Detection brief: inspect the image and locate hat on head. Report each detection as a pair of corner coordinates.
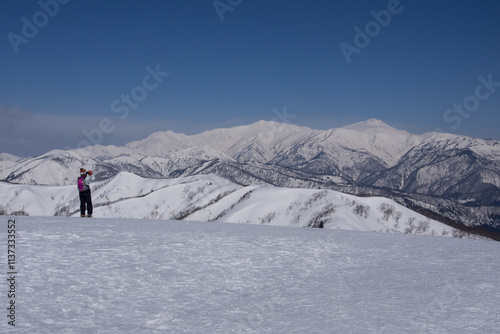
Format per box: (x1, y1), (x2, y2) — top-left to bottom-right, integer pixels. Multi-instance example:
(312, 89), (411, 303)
(80, 168), (86, 175)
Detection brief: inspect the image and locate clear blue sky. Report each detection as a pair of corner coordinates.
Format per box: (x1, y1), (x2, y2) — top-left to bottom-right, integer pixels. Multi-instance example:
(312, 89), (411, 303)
(1, 0), (499, 156)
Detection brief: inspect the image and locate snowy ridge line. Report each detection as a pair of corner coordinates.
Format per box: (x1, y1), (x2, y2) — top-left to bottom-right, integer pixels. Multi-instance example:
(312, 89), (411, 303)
(219, 161), (274, 185)
(207, 186), (261, 222)
(173, 187), (240, 220)
(398, 197), (500, 241)
(0, 172), (475, 238)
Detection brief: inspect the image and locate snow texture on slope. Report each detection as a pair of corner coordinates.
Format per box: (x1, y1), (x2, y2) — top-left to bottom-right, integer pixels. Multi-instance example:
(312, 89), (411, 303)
(1, 216), (499, 333)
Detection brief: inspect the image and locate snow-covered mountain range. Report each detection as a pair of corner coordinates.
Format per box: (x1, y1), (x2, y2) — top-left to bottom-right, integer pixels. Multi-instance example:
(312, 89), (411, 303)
(0, 172), (467, 238)
(1, 119), (499, 236)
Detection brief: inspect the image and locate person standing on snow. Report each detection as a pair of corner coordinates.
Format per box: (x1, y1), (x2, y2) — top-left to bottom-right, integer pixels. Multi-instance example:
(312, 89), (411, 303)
(78, 168), (94, 217)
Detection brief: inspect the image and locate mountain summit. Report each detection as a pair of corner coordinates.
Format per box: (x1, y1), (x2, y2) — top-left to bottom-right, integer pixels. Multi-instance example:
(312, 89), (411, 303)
(342, 118), (399, 132)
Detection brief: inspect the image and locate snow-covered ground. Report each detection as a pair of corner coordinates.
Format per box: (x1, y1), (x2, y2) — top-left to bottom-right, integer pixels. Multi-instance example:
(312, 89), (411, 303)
(1, 216), (499, 333)
(0, 172), (459, 237)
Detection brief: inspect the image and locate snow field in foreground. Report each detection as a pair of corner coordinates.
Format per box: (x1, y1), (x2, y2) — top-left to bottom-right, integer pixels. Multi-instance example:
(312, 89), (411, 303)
(1, 216), (499, 334)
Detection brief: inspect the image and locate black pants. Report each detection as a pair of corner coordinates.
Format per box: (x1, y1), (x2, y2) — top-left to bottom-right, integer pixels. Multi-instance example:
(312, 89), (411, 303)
(79, 189), (93, 216)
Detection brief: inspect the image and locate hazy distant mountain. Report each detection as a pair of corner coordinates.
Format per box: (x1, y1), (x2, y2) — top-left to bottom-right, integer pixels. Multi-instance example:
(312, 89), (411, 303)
(1, 119), (499, 235)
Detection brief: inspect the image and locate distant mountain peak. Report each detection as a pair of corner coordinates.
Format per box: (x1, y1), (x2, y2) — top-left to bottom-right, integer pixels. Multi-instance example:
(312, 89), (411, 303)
(342, 119), (402, 133)
(229, 120), (310, 133)
(0, 153), (22, 162)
